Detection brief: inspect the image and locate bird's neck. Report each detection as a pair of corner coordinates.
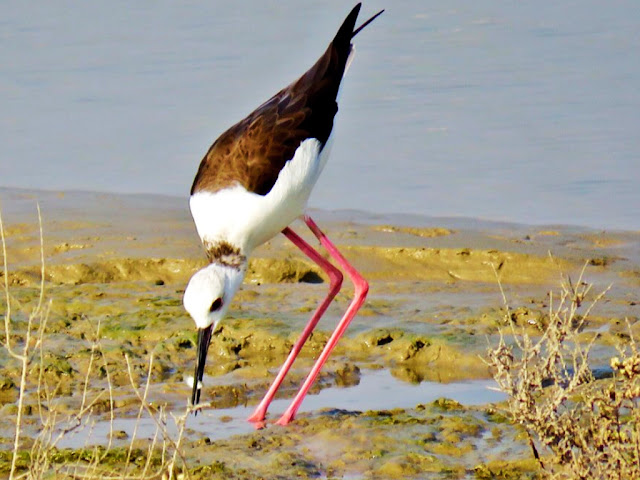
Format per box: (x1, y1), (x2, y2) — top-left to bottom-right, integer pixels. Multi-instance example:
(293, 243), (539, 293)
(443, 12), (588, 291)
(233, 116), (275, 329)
(204, 239), (248, 270)
(204, 241), (247, 309)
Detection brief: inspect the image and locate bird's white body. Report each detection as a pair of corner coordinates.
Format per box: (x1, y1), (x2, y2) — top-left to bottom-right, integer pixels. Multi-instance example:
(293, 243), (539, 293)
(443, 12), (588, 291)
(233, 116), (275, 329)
(189, 138), (328, 255)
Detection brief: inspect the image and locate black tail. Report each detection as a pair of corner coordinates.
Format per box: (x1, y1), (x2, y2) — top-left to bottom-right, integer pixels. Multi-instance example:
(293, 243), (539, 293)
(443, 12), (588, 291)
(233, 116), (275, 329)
(333, 4), (384, 46)
(353, 7), (385, 38)
(332, 4), (361, 50)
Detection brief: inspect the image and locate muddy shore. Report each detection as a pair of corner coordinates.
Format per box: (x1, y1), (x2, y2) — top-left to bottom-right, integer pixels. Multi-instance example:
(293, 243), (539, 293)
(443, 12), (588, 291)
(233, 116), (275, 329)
(1, 187), (638, 478)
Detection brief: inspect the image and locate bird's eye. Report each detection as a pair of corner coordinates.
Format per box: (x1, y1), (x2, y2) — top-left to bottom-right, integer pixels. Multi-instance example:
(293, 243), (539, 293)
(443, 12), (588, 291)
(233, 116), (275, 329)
(210, 297), (223, 312)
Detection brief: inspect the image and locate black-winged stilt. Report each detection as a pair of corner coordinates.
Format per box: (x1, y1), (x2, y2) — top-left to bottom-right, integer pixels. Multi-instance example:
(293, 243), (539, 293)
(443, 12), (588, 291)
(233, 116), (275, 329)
(183, 3), (383, 426)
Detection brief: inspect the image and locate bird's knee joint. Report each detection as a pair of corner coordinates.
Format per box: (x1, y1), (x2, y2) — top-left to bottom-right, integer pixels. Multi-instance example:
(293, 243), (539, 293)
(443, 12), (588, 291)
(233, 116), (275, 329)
(356, 279), (369, 298)
(332, 270), (344, 288)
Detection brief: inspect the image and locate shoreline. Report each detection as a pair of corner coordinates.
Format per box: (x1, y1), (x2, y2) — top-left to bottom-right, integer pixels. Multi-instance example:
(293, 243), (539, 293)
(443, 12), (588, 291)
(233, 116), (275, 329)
(2, 185), (638, 234)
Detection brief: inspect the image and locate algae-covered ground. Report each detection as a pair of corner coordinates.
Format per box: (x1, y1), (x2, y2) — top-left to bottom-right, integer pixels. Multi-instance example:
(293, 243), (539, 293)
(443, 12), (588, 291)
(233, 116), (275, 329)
(1, 188), (639, 478)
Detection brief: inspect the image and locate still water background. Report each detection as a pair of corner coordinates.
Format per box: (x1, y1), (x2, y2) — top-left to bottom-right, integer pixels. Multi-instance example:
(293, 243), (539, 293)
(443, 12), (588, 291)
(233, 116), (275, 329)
(2, 1), (639, 230)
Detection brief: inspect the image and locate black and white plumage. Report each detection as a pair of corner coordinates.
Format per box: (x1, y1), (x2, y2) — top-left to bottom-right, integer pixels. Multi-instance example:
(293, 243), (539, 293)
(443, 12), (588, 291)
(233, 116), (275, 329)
(183, 3), (383, 425)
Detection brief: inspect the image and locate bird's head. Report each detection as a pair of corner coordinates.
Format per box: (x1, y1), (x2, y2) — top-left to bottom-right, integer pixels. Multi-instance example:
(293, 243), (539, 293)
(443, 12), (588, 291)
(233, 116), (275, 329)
(183, 264), (231, 329)
(183, 263), (245, 409)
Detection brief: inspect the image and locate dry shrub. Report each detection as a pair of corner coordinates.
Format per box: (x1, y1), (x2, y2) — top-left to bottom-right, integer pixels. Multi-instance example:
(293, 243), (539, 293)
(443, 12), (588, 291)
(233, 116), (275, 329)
(1, 207), (191, 480)
(487, 265), (640, 480)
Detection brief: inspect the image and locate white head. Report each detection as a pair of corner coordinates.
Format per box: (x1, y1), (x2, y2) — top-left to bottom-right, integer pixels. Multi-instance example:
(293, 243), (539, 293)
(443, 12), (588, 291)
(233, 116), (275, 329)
(184, 262), (245, 408)
(183, 263), (245, 329)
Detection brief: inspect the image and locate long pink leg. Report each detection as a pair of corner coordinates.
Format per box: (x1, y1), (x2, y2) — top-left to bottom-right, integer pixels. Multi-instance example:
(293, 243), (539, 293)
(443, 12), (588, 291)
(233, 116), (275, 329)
(247, 226), (343, 423)
(276, 215), (369, 425)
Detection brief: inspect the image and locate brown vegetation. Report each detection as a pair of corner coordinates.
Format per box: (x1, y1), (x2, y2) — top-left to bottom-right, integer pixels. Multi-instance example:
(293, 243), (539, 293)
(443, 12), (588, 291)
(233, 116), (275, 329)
(487, 266), (640, 479)
(1, 208), (190, 479)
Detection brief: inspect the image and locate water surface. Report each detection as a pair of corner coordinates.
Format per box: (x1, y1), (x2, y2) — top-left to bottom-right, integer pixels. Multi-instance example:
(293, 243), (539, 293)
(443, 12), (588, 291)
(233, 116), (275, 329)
(56, 370), (504, 448)
(2, 1), (639, 229)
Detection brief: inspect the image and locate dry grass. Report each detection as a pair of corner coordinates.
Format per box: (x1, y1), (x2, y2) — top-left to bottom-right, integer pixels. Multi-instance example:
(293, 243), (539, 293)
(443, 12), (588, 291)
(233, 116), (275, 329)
(487, 264), (640, 480)
(1, 206), (192, 479)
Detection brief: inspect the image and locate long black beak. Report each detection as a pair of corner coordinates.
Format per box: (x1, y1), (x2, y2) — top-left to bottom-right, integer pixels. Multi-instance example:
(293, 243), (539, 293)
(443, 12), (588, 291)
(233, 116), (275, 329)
(191, 324), (213, 413)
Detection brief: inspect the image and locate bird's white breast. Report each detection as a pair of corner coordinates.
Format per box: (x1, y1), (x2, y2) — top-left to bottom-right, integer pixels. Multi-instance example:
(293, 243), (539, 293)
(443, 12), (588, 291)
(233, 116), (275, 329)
(190, 138), (328, 253)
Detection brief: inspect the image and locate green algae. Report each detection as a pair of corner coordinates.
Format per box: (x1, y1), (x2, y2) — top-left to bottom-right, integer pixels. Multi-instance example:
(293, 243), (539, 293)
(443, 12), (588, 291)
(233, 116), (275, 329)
(375, 452), (445, 477)
(474, 458), (540, 479)
(373, 225), (454, 238)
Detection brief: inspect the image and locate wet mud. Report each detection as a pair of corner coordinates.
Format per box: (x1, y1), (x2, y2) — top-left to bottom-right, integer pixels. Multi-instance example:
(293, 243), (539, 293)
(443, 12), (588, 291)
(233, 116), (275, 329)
(180, 401), (538, 479)
(1, 189), (639, 477)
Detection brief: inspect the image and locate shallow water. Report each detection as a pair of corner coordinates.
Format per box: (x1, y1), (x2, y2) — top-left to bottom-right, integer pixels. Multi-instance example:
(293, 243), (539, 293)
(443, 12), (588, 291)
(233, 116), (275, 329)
(2, 1), (639, 230)
(56, 369), (504, 449)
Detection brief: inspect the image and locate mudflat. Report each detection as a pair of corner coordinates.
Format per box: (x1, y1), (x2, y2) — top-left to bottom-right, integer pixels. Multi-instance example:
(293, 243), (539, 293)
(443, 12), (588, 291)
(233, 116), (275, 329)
(1, 188), (638, 478)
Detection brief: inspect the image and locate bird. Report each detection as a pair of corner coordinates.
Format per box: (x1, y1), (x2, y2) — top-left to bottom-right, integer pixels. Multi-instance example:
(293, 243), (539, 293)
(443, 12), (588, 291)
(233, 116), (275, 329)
(183, 3), (383, 426)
